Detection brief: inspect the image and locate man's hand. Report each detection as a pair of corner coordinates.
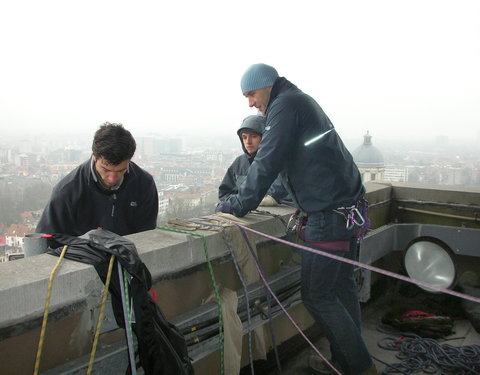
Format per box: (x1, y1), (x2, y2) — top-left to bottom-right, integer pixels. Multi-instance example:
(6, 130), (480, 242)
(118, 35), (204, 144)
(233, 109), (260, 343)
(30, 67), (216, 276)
(215, 201), (233, 214)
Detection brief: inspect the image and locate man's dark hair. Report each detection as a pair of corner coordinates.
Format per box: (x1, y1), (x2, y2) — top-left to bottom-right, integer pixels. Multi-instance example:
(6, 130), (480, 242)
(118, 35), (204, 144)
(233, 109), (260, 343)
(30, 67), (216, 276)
(92, 122), (136, 165)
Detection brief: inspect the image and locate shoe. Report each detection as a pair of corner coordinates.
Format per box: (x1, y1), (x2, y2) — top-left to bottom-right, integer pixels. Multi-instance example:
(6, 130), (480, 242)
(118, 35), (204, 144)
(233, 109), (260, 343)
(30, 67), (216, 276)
(307, 354), (342, 374)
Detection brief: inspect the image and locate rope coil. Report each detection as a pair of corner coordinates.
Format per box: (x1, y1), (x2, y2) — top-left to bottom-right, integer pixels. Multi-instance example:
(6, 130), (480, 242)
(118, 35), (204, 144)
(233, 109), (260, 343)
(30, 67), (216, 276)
(379, 335), (480, 374)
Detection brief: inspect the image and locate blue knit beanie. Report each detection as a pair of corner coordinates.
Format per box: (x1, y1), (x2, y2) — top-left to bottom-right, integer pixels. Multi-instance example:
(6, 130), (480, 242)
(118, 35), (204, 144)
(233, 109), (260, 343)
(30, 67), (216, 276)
(240, 63), (279, 94)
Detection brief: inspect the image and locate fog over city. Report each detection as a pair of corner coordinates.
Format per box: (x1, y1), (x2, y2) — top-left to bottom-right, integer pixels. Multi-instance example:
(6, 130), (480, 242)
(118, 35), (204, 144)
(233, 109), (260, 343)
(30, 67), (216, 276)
(1, 0), (479, 148)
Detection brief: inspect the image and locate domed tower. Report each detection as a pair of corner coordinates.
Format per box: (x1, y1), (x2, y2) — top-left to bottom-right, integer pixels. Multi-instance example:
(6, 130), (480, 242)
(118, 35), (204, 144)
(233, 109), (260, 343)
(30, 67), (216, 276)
(352, 131), (384, 182)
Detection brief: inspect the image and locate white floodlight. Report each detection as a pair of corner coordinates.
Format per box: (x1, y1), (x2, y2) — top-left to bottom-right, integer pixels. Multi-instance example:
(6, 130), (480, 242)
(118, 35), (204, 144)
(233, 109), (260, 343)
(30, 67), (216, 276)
(403, 239), (457, 292)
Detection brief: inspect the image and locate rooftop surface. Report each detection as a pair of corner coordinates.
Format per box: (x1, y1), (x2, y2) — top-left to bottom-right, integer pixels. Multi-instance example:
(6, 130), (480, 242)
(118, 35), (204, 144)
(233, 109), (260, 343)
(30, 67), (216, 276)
(264, 288), (480, 374)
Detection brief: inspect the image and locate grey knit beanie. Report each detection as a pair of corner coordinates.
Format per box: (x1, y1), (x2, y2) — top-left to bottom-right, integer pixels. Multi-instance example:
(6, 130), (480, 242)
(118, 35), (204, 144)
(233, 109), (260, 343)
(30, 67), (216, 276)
(240, 63), (279, 94)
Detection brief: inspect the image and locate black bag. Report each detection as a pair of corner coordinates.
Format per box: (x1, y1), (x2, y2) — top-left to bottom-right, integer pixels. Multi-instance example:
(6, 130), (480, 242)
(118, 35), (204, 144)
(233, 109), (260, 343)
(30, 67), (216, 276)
(382, 308), (454, 339)
(49, 229), (194, 375)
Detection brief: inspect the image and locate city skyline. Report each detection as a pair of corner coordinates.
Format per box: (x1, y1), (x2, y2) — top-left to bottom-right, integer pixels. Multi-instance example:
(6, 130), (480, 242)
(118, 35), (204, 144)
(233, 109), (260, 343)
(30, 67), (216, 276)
(2, 126), (479, 259)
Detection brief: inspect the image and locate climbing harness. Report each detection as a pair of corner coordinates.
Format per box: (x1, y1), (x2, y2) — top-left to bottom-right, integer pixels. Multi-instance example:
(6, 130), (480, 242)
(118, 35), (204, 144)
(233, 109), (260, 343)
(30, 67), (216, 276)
(285, 200), (370, 250)
(33, 245), (68, 375)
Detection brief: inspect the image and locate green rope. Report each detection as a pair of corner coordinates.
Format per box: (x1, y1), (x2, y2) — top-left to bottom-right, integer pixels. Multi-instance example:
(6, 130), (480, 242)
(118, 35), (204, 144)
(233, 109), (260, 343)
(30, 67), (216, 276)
(156, 226), (224, 375)
(123, 269), (133, 321)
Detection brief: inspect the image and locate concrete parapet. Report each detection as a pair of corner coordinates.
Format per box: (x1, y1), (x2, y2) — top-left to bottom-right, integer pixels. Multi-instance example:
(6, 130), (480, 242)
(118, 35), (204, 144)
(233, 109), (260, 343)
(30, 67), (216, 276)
(0, 207), (296, 334)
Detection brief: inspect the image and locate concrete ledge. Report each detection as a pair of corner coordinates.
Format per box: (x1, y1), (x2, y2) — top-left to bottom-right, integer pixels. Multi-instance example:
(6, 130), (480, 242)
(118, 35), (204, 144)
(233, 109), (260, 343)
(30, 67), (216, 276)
(0, 207), (295, 331)
(386, 181), (480, 206)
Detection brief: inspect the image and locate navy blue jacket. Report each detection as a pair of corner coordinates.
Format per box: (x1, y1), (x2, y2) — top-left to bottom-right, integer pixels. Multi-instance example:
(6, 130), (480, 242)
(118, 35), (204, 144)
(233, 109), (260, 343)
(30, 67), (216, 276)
(37, 158), (159, 236)
(218, 152), (292, 205)
(227, 77), (364, 216)
(218, 152), (255, 202)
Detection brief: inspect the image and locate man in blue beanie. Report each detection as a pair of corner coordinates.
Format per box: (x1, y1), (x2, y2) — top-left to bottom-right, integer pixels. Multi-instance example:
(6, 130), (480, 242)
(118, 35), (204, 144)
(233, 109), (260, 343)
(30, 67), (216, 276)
(216, 64), (376, 375)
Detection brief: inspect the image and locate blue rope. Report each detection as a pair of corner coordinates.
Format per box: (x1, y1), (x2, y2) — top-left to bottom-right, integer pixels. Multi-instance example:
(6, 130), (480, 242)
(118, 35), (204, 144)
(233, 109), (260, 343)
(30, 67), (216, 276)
(379, 335), (480, 374)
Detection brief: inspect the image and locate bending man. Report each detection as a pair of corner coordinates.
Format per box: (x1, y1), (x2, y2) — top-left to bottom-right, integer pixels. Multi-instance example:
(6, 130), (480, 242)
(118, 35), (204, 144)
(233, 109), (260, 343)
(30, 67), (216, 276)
(37, 122), (158, 238)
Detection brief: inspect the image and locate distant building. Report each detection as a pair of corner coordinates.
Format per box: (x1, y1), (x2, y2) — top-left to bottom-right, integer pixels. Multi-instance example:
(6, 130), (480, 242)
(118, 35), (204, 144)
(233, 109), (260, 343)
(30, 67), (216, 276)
(5, 224), (31, 249)
(158, 192), (170, 218)
(204, 151), (224, 163)
(14, 153), (32, 168)
(160, 138), (183, 154)
(20, 210), (43, 227)
(63, 147), (83, 162)
(137, 137), (184, 158)
(0, 148), (8, 164)
(352, 131), (385, 182)
(446, 167), (463, 185)
(159, 166), (213, 185)
(383, 167), (409, 182)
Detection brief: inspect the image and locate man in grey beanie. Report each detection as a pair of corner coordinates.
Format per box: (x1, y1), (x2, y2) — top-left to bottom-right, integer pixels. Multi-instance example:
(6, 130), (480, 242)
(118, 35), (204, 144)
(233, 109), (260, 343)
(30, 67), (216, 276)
(216, 64), (376, 375)
(218, 114), (291, 206)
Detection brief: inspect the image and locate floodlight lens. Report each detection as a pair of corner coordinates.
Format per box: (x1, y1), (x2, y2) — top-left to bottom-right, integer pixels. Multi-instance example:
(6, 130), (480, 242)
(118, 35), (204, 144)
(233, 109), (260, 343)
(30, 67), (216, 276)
(404, 240), (456, 292)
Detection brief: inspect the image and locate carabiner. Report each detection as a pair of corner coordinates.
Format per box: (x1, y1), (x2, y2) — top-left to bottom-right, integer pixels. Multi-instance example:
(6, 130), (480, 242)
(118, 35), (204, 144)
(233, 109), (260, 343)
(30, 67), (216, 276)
(287, 210), (300, 234)
(345, 211), (355, 230)
(352, 207), (365, 227)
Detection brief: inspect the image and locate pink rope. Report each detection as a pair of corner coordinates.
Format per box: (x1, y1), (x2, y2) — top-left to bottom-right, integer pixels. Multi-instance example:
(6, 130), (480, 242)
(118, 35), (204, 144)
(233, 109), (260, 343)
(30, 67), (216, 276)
(230, 220), (480, 305)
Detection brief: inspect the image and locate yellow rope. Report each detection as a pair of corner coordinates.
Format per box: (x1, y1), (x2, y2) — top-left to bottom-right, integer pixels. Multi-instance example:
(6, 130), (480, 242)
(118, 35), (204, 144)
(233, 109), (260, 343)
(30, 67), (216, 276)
(86, 254), (116, 375)
(33, 245), (68, 375)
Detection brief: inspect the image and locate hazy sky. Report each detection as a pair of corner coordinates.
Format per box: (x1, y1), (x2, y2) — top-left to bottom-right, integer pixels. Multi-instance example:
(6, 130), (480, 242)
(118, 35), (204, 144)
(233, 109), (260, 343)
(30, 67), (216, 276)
(1, 0), (479, 144)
